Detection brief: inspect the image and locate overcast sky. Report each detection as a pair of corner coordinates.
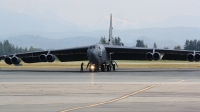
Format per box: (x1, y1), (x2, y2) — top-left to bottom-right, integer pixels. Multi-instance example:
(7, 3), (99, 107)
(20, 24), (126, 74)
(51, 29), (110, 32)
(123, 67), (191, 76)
(1, 0), (200, 29)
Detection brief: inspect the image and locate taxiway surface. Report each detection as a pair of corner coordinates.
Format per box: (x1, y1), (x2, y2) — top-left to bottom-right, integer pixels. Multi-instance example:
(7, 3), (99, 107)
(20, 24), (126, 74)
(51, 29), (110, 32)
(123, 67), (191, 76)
(0, 68), (200, 112)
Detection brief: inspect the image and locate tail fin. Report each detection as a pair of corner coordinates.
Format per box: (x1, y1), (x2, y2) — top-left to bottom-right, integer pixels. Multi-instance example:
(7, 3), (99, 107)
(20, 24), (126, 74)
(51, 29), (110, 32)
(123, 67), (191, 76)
(108, 14), (113, 45)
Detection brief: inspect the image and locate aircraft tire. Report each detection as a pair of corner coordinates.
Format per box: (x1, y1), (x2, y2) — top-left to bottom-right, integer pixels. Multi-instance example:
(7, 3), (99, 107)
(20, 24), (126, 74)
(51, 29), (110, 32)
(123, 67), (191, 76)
(107, 65), (110, 72)
(101, 65), (105, 72)
(96, 65), (99, 71)
(89, 67), (92, 72)
(113, 64), (115, 71)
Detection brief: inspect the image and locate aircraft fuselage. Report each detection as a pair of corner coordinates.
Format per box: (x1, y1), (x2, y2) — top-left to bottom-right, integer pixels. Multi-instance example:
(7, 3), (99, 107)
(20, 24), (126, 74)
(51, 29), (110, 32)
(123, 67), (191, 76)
(87, 44), (109, 69)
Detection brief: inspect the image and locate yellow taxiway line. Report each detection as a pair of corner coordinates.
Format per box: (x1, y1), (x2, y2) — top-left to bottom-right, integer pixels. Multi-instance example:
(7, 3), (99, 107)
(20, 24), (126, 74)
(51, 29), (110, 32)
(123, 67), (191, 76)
(60, 85), (156, 112)
(60, 79), (185, 112)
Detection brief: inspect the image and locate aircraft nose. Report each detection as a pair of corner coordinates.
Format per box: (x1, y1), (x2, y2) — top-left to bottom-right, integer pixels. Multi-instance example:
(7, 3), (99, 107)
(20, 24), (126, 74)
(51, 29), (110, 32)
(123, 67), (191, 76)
(88, 50), (98, 63)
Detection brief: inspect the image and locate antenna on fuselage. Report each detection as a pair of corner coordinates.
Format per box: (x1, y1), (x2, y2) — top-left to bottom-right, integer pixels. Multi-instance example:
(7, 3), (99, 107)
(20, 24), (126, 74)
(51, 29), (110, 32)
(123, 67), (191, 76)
(108, 14), (113, 45)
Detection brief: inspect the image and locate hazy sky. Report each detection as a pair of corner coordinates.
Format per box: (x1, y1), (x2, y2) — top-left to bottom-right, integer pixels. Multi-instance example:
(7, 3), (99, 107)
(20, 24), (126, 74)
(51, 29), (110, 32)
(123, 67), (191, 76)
(1, 0), (200, 29)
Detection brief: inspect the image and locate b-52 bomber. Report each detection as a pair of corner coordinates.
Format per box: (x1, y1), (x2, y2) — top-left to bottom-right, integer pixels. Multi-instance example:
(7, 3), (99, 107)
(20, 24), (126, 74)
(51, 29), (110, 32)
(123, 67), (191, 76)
(0, 14), (200, 72)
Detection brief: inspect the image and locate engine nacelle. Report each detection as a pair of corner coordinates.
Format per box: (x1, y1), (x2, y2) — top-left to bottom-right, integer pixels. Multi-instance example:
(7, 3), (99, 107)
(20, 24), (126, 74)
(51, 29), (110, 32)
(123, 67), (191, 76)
(187, 53), (194, 62)
(46, 54), (55, 62)
(153, 52), (161, 61)
(4, 57), (12, 65)
(11, 56), (21, 65)
(194, 53), (200, 61)
(146, 52), (153, 61)
(39, 54), (47, 62)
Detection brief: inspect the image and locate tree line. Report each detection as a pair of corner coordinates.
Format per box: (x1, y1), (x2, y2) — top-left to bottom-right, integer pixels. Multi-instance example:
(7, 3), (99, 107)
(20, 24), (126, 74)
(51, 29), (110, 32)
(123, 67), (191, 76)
(0, 40), (43, 55)
(99, 37), (200, 50)
(99, 36), (124, 46)
(131, 39), (200, 50)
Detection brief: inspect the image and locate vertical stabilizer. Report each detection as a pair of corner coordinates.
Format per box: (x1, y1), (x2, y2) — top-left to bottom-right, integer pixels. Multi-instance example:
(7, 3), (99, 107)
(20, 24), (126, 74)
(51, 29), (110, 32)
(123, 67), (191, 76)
(108, 14), (113, 45)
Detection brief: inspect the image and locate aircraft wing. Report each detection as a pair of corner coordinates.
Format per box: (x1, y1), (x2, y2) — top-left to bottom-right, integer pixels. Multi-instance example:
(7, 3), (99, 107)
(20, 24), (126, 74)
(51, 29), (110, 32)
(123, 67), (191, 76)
(104, 45), (198, 60)
(0, 46), (89, 63)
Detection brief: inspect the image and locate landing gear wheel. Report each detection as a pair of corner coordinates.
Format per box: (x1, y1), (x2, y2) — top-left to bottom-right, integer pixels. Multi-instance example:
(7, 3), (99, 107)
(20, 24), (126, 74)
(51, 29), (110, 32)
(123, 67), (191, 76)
(107, 65), (110, 72)
(101, 65), (105, 72)
(89, 67), (92, 72)
(95, 65), (99, 72)
(113, 64), (115, 71)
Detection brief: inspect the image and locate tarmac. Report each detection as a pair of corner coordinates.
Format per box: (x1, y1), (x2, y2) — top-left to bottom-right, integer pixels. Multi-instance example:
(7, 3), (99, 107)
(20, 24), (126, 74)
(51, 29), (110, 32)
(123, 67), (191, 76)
(0, 68), (200, 112)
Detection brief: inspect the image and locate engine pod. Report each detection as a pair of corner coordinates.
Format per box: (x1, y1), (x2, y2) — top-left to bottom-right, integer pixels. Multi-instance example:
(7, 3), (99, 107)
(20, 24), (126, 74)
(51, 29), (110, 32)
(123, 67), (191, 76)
(146, 52), (153, 61)
(12, 56), (21, 65)
(46, 54), (55, 62)
(5, 57), (12, 65)
(39, 54), (47, 62)
(195, 53), (200, 61)
(153, 52), (160, 61)
(187, 53), (194, 62)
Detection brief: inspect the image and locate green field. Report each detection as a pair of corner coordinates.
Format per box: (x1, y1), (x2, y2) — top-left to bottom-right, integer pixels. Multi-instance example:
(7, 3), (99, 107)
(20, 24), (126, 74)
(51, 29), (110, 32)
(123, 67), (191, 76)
(1, 60), (200, 69)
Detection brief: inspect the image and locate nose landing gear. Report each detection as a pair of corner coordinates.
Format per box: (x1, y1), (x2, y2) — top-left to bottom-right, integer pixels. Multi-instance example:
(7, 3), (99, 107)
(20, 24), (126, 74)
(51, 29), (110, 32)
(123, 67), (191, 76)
(101, 64), (105, 72)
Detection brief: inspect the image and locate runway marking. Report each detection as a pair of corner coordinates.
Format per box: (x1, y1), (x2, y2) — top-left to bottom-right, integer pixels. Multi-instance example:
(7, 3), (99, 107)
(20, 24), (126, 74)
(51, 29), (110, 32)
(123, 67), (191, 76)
(167, 80), (185, 85)
(60, 85), (156, 112)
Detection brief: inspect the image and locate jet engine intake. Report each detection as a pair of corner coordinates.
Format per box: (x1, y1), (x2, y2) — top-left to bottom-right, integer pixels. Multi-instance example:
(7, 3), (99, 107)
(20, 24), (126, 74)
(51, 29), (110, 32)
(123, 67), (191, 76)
(187, 53), (194, 62)
(146, 52), (153, 61)
(4, 57), (12, 65)
(39, 54), (47, 62)
(195, 53), (200, 61)
(153, 52), (160, 61)
(46, 54), (55, 62)
(11, 56), (21, 65)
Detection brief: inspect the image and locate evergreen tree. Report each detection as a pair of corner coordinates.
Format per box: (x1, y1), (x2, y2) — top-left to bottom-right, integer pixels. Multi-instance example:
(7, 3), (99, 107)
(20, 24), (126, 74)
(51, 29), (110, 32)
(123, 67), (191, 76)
(196, 41), (200, 51)
(99, 36), (107, 44)
(164, 47), (169, 49)
(0, 40), (43, 55)
(153, 43), (157, 48)
(174, 46), (181, 50)
(99, 36), (124, 46)
(136, 40), (145, 47)
(184, 39), (200, 50)
(113, 37), (124, 46)
(184, 40), (189, 50)
(24, 47), (28, 52)
(0, 42), (3, 55)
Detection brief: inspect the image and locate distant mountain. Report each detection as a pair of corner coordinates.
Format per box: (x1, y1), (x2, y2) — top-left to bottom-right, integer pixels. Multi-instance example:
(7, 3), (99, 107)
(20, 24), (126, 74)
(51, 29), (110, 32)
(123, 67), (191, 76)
(0, 8), (200, 50)
(2, 34), (181, 50)
(148, 16), (200, 28)
(6, 35), (99, 50)
(0, 8), (81, 36)
(1, 26), (200, 50)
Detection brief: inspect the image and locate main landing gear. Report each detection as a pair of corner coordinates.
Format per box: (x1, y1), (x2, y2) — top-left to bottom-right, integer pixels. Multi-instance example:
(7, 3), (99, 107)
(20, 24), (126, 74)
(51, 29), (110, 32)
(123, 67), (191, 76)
(87, 63), (117, 72)
(100, 64), (116, 72)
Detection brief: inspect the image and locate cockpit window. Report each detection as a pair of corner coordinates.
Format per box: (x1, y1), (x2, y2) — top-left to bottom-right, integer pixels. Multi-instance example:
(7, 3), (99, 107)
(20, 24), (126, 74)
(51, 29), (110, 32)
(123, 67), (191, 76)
(95, 46), (99, 49)
(89, 45), (101, 49)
